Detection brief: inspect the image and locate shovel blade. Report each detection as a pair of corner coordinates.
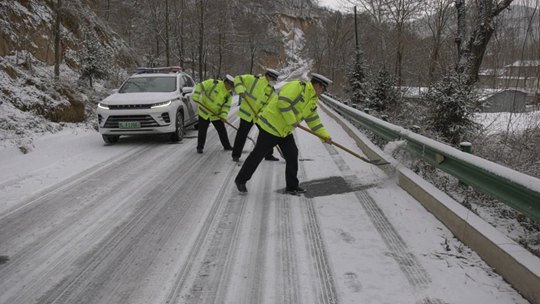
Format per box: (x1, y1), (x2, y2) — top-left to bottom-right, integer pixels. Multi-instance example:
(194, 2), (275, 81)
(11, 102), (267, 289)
(369, 159), (390, 166)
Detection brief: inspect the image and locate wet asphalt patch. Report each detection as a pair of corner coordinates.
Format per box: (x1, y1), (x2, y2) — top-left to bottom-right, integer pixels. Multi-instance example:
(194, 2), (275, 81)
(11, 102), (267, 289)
(277, 176), (377, 198)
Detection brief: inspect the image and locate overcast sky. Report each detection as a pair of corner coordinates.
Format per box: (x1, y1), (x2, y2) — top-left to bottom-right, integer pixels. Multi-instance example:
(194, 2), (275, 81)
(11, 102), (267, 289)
(316, 0), (539, 12)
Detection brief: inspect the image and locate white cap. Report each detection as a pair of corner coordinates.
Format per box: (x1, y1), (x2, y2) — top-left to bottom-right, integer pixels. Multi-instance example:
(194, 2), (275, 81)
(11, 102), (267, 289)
(310, 73), (333, 87)
(225, 74), (235, 83)
(265, 68), (280, 80)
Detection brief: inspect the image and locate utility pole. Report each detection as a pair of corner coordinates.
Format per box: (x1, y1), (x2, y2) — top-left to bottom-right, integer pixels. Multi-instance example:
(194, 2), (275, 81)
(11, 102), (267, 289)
(165, 0), (170, 66)
(198, 0), (204, 81)
(354, 6), (359, 51)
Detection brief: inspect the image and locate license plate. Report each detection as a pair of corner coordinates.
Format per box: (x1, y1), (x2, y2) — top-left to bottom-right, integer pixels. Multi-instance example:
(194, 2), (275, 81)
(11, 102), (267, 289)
(118, 121), (141, 129)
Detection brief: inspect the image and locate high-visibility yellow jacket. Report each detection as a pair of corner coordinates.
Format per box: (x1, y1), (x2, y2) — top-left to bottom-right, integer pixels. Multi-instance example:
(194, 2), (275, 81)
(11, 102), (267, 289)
(234, 74), (276, 123)
(192, 79), (232, 121)
(257, 81), (330, 139)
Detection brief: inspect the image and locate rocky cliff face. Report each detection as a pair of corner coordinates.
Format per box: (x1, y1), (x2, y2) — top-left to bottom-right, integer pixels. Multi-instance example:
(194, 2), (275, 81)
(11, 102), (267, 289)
(0, 0), (136, 68)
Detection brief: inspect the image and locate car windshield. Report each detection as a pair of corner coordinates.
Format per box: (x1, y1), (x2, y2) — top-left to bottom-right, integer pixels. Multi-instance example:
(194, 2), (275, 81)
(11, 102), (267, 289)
(119, 76), (177, 93)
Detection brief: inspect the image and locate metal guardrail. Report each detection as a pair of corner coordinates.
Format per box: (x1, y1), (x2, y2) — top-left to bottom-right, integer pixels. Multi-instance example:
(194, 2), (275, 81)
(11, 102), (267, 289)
(321, 94), (540, 222)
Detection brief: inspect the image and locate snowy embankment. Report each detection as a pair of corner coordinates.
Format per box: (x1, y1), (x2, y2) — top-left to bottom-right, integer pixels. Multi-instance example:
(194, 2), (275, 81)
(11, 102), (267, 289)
(474, 110), (540, 135)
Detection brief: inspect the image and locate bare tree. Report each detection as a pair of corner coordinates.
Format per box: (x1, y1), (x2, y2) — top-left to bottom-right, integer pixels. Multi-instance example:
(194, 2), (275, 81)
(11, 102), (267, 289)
(347, 0), (389, 67)
(165, 0), (170, 66)
(325, 12), (355, 82)
(197, 0), (206, 81)
(382, 0), (425, 87)
(172, 0), (186, 68)
(454, 0), (514, 86)
(425, 0), (453, 84)
(54, 0), (62, 80)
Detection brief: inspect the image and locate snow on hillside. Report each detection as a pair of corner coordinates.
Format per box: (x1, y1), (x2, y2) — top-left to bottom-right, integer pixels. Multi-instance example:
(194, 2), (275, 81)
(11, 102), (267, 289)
(0, 0), (135, 152)
(0, 54), (105, 152)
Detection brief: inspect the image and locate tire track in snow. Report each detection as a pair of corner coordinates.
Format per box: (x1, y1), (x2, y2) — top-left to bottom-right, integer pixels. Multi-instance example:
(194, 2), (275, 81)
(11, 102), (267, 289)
(274, 170), (302, 304)
(297, 148), (339, 304)
(27, 141), (211, 304)
(172, 179), (247, 304)
(234, 163), (274, 304)
(323, 143), (432, 290)
(0, 130), (233, 304)
(164, 160), (242, 304)
(0, 144), (153, 221)
(0, 143), (179, 304)
(174, 163), (275, 304)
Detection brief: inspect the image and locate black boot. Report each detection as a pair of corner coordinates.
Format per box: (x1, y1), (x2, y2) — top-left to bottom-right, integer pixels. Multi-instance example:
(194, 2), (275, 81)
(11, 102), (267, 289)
(235, 181), (248, 193)
(285, 186), (306, 195)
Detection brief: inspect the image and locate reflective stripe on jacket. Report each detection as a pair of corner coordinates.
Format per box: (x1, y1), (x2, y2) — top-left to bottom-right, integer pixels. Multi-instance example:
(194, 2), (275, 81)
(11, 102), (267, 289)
(256, 81), (330, 139)
(234, 74), (275, 123)
(193, 79), (232, 121)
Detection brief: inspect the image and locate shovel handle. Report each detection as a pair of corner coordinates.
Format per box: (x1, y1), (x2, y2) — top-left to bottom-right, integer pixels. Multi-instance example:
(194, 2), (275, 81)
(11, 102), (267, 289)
(194, 100), (256, 144)
(296, 124), (375, 164)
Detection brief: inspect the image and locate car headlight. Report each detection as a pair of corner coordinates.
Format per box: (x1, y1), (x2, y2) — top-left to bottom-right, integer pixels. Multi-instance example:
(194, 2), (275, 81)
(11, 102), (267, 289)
(98, 103), (109, 109)
(151, 100), (173, 109)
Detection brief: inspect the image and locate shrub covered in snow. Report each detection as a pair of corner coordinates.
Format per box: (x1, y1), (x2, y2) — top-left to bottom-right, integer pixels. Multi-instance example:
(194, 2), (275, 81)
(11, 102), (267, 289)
(422, 72), (480, 145)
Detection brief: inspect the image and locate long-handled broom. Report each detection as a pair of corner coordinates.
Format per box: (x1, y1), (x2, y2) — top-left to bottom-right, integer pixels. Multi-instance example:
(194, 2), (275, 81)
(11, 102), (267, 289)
(296, 124), (389, 166)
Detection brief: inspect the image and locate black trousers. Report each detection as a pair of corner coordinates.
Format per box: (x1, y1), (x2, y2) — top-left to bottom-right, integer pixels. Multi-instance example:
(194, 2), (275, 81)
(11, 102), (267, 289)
(197, 115), (232, 150)
(235, 128), (298, 189)
(232, 119), (275, 159)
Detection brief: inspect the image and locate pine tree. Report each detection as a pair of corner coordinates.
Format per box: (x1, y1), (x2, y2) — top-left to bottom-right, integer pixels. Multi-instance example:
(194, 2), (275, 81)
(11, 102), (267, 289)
(79, 29), (111, 88)
(368, 68), (399, 112)
(423, 72), (479, 145)
(347, 49), (370, 107)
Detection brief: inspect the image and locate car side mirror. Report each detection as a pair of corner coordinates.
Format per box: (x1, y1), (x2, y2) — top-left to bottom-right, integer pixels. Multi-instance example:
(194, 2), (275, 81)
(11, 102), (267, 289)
(182, 87), (193, 95)
(110, 89), (119, 94)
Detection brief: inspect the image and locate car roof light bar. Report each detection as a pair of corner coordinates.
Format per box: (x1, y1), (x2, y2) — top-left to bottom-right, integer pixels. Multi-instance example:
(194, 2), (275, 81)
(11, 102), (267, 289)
(135, 66), (183, 74)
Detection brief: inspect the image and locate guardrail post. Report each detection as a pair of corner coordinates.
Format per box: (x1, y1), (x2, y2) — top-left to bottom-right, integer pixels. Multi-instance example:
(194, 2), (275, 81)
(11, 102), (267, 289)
(460, 142), (473, 154)
(381, 114), (388, 121)
(459, 142), (473, 186)
(364, 108), (370, 114)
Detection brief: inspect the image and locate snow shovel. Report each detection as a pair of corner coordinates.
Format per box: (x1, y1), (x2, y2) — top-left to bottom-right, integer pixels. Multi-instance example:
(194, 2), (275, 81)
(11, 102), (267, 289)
(194, 100), (256, 145)
(296, 124), (389, 166)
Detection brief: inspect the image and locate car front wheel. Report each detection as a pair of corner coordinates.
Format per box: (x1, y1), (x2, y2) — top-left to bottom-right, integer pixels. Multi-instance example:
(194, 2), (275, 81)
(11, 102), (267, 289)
(170, 111), (184, 142)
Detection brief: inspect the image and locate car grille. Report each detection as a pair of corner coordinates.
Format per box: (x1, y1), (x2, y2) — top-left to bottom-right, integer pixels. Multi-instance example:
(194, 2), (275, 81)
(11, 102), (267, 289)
(104, 115), (159, 128)
(108, 104), (152, 110)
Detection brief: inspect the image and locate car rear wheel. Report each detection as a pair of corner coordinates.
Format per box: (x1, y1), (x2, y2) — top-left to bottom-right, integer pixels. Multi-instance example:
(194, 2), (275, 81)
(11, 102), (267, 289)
(102, 135), (120, 144)
(170, 111), (184, 142)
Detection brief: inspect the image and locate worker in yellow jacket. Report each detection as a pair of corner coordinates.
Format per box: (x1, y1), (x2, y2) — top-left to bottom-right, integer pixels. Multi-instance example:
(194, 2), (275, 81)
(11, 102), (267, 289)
(231, 68), (280, 162)
(192, 75), (234, 153)
(234, 73), (333, 194)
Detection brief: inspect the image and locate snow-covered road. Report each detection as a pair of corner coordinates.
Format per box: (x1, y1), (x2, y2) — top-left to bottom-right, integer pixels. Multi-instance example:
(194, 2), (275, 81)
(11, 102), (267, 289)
(0, 111), (529, 304)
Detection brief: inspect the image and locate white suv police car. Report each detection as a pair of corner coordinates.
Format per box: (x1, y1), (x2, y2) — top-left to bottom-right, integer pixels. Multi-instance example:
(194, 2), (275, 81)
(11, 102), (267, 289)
(97, 67), (198, 144)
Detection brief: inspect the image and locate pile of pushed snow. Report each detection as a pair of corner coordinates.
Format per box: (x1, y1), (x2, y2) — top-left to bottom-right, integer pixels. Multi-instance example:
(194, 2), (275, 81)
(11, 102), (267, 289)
(0, 53), (102, 152)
